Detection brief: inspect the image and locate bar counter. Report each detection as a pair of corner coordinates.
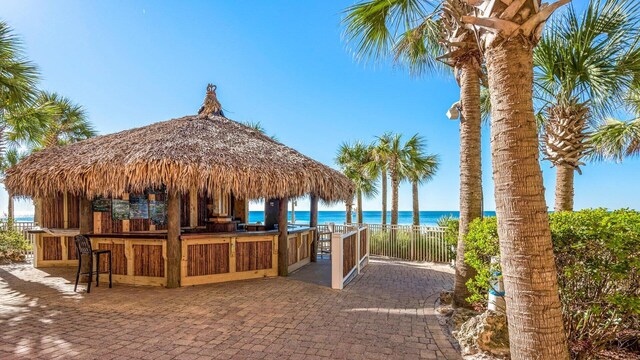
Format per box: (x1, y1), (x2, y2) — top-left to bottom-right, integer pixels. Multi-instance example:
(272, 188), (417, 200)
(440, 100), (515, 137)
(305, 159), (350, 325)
(30, 227), (314, 287)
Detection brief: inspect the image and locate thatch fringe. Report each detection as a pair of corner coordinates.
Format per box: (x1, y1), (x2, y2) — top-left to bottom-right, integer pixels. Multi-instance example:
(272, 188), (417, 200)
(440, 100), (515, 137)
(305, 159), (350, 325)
(5, 115), (353, 202)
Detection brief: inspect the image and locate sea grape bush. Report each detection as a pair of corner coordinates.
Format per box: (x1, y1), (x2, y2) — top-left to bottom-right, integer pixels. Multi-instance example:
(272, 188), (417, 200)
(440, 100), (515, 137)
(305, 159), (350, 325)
(453, 209), (640, 358)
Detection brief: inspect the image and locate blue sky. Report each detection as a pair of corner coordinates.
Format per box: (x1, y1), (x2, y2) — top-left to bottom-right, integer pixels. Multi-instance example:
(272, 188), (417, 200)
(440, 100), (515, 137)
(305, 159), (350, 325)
(1, 0), (638, 216)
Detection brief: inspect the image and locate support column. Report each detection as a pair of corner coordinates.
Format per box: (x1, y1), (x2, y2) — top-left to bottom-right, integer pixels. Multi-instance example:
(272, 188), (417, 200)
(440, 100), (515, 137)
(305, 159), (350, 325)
(277, 196), (289, 276)
(309, 194), (319, 263)
(79, 196), (93, 282)
(167, 191), (181, 288)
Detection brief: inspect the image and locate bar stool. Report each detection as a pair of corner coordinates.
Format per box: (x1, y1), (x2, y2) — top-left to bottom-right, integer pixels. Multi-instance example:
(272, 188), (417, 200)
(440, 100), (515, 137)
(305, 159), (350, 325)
(74, 235), (112, 293)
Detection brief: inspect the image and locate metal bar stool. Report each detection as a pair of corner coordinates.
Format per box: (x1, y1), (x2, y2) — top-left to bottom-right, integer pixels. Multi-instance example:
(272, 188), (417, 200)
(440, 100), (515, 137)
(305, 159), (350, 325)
(74, 235), (112, 293)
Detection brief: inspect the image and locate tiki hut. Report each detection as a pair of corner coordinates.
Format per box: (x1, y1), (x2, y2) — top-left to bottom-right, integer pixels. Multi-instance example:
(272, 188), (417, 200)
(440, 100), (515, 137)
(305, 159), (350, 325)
(6, 84), (353, 288)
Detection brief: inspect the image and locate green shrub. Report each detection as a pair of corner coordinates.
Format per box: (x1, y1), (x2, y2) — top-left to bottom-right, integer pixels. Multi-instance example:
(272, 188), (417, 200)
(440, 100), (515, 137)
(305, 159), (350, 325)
(0, 220), (31, 262)
(437, 216), (459, 260)
(463, 209), (640, 358)
(463, 216), (499, 305)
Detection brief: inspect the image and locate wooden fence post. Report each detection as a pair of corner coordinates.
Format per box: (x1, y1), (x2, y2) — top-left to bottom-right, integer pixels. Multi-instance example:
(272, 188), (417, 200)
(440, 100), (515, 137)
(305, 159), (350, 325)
(356, 226), (361, 274)
(331, 232), (343, 290)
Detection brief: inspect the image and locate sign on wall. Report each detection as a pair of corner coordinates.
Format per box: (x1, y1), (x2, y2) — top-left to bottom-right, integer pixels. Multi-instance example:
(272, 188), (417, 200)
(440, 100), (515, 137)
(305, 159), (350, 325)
(129, 195), (149, 219)
(149, 200), (167, 225)
(92, 198), (111, 212)
(112, 199), (131, 221)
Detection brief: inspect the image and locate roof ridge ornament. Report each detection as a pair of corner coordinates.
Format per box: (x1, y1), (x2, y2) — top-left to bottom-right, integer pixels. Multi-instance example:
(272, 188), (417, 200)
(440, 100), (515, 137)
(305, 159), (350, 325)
(198, 83), (224, 118)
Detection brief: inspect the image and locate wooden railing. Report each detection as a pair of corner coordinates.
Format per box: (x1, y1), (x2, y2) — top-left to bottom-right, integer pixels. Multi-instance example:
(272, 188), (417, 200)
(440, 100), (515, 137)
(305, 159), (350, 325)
(331, 224), (369, 290)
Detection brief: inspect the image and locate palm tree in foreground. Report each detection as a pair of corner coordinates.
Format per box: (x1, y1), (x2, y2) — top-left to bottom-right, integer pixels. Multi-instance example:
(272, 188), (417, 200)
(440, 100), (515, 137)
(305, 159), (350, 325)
(405, 145), (439, 226)
(534, 0), (640, 211)
(343, 0), (484, 307)
(0, 21), (44, 163)
(336, 141), (378, 224)
(462, 0), (571, 358)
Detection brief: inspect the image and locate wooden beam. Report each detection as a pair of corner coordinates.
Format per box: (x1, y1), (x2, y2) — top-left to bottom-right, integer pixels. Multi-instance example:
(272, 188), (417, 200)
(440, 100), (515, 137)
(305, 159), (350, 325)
(79, 196), (93, 282)
(79, 197), (92, 234)
(167, 191), (181, 288)
(63, 192), (69, 229)
(277, 197), (289, 276)
(309, 194), (319, 263)
(189, 188), (198, 228)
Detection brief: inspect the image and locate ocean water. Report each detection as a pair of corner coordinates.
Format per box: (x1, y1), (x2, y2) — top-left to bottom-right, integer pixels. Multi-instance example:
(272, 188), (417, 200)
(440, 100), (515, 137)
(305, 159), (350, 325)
(12, 210), (497, 226)
(250, 210), (497, 225)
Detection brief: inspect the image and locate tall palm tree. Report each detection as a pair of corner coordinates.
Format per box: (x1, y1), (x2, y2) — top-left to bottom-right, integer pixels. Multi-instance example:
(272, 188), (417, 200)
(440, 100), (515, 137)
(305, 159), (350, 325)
(0, 21), (45, 162)
(462, 0), (571, 358)
(336, 141), (378, 224)
(383, 133), (422, 225)
(367, 132), (392, 225)
(404, 144), (439, 226)
(534, 0), (640, 211)
(343, 0), (484, 307)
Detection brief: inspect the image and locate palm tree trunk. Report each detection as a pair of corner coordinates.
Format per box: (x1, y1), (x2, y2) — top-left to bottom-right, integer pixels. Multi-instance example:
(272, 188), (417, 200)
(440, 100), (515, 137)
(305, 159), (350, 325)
(345, 196), (353, 224)
(390, 169), (399, 225)
(357, 190), (363, 224)
(411, 180), (419, 226)
(486, 39), (569, 359)
(453, 61), (482, 308)
(8, 191), (14, 221)
(381, 168), (387, 225)
(554, 165), (574, 212)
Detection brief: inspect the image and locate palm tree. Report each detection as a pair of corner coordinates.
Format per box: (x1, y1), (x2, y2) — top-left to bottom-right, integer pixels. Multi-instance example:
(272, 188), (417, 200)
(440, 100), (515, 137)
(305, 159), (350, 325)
(381, 133), (419, 225)
(0, 149), (26, 220)
(336, 141), (378, 224)
(0, 21), (44, 162)
(589, 118), (640, 161)
(367, 133), (392, 225)
(404, 143), (439, 226)
(343, 0), (484, 308)
(461, 1), (571, 358)
(34, 92), (95, 148)
(534, 0), (640, 211)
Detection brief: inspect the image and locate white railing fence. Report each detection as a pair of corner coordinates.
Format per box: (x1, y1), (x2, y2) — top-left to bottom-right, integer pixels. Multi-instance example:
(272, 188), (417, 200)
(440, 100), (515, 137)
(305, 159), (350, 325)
(347, 223), (452, 263)
(0, 221), (37, 259)
(331, 224), (369, 290)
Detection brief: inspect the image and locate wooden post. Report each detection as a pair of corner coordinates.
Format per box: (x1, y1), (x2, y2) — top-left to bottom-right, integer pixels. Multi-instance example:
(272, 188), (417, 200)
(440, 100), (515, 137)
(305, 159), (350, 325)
(331, 232), (343, 290)
(309, 194), (319, 263)
(33, 198), (42, 226)
(79, 196), (93, 282)
(189, 188), (198, 228)
(167, 191), (181, 288)
(79, 197), (92, 233)
(277, 196), (289, 276)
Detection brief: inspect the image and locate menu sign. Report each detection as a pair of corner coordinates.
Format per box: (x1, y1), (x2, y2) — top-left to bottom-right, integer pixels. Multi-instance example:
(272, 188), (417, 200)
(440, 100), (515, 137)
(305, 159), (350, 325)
(112, 199), (131, 220)
(149, 200), (167, 225)
(129, 195), (149, 219)
(92, 198), (111, 212)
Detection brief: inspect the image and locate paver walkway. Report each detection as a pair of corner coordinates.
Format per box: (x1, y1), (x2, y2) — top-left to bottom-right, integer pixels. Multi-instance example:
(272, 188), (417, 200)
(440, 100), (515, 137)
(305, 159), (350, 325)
(0, 258), (459, 359)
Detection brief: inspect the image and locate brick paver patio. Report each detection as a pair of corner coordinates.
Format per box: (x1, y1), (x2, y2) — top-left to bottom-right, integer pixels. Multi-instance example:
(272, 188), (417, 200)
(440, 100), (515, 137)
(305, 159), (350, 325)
(0, 258), (460, 359)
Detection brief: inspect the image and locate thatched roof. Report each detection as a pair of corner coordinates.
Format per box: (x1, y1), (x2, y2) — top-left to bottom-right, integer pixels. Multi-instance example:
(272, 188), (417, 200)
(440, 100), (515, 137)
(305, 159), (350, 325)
(5, 86), (353, 202)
